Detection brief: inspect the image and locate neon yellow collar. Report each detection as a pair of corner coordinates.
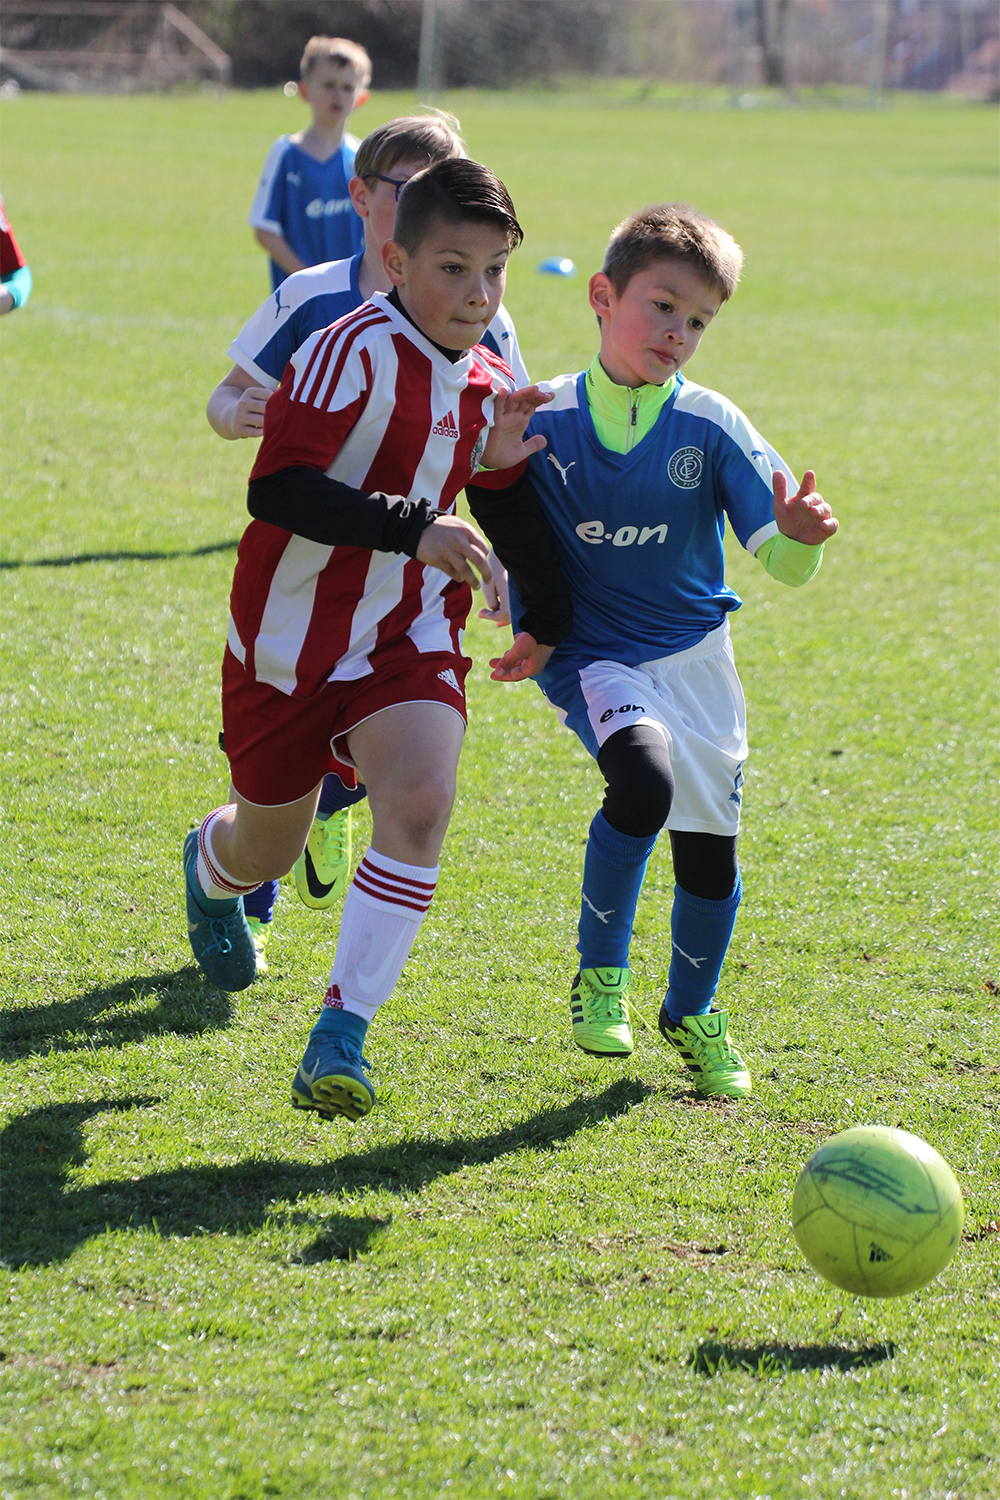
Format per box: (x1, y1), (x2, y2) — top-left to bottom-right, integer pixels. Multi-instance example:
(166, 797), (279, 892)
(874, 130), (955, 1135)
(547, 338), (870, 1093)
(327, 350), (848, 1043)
(584, 355), (676, 455)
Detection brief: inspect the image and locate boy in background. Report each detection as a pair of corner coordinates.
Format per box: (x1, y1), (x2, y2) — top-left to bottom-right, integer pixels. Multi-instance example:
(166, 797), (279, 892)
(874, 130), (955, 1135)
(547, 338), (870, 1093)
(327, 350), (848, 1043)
(184, 160), (567, 1124)
(249, 35), (370, 290)
(472, 204), (838, 1100)
(208, 113), (528, 954)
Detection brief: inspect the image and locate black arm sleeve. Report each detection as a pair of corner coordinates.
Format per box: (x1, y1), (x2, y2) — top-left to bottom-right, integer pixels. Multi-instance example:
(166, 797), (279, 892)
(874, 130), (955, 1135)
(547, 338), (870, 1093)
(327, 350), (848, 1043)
(466, 469), (574, 647)
(247, 467), (435, 557)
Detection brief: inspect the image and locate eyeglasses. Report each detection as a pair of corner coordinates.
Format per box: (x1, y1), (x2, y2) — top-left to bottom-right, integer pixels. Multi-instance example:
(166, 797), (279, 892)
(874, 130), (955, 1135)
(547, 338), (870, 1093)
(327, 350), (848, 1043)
(366, 173), (410, 202)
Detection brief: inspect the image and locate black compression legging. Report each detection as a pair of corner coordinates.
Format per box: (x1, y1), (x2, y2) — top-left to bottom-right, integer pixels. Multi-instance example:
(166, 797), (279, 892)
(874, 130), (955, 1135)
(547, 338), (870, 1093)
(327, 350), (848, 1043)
(596, 724), (738, 900)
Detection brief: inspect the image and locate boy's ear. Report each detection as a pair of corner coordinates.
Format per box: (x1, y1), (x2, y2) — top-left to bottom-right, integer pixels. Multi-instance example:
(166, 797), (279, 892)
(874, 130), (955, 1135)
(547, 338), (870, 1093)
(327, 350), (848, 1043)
(589, 271), (614, 322)
(354, 89), (370, 110)
(382, 239), (407, 287)
(348, 175), (370, 219)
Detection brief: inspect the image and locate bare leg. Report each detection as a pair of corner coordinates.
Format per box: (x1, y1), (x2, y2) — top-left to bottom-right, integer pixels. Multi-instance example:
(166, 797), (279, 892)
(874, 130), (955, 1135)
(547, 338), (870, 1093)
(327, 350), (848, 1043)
(208, 782), (323, 885)
(346, 702), (466, 867)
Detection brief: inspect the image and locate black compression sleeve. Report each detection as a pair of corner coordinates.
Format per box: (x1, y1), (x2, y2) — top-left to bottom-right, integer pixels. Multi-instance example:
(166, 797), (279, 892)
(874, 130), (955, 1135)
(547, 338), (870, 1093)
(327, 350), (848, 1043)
(466, 469), (574, 646)
(247, 467), (436, 557)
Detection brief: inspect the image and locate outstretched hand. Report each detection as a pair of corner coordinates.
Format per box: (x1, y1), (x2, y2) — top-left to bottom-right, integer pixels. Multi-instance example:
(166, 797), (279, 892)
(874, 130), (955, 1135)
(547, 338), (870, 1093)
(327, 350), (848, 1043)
(481, 385), (554, 471)
(489, 631), (553, 683)
(773, 470), (839, 546)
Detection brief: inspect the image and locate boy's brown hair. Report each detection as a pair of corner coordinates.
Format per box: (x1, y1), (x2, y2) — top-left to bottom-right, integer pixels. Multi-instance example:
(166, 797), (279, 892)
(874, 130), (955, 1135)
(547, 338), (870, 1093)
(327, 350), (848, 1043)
(354, 110), (466, 182)
(602, 203), (743, 303)
(300, 35), (372, 86)
(393, 158), (523, 256)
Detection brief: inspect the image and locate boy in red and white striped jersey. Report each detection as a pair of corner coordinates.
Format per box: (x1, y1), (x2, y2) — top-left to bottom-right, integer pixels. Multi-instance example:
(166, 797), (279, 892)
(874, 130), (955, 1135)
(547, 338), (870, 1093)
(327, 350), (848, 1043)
(183, 159), (571, 1123)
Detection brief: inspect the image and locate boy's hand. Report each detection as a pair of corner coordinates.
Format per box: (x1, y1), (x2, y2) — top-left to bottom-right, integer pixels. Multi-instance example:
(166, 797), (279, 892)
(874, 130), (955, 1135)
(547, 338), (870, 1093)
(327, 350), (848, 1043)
(489, 631), (554, 682)
(481, 386), (554, 470)
(232, 386), (271, 438)
(417, 515), (492, 591)
(773, 470), (839, 545)
(478, 549), (511, 626)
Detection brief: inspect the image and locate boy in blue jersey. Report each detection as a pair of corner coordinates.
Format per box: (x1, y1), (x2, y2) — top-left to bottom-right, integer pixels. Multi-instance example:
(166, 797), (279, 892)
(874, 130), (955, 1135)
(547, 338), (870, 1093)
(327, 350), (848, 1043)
(249, 35), (370, 291)
(206, 114), (528, 963)
(469, 204), (839, 1099)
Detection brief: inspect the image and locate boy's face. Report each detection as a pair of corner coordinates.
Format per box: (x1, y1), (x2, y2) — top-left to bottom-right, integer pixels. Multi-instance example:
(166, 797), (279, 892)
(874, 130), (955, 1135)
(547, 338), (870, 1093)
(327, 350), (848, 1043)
(349, 158), (437, 250)
(382, 218), (509, 350)
(589, 258), (721, 387)
(299, 61), (368, 129)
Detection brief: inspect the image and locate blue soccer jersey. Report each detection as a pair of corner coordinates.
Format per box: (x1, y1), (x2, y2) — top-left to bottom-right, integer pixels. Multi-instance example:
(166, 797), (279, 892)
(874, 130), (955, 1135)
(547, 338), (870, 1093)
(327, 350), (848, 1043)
(228, 255), (530, 391)
(517, 370), (794, 680)
(248, 135), (364, 290)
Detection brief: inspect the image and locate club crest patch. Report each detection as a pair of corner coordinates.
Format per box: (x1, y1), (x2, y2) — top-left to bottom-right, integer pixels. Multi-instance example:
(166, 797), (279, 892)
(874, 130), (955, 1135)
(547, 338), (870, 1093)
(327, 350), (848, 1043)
(667, 446), (704, 489)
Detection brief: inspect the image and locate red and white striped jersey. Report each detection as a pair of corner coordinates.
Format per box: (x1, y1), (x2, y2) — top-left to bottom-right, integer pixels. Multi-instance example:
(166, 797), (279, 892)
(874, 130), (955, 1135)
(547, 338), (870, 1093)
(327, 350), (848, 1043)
(227, 292), (515, 698)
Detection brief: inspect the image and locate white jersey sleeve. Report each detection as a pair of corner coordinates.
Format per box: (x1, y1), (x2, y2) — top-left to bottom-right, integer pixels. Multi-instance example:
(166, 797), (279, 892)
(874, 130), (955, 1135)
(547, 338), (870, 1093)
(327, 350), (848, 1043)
(248, 136), (289, 234)
(483, 303), (529, 388)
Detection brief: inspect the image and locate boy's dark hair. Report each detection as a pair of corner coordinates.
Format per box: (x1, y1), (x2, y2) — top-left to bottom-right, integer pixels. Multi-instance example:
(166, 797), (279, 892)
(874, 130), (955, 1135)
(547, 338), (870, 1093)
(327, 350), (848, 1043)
(354, 110), (466, 181)
(393, 159), (523, 256)
(603, 204), (743, 303)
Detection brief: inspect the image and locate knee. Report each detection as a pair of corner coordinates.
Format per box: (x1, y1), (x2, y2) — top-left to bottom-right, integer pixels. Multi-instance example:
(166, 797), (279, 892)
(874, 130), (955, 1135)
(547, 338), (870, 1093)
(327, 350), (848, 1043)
(386, 774), (455, 849)
(597, 725), (674, 838)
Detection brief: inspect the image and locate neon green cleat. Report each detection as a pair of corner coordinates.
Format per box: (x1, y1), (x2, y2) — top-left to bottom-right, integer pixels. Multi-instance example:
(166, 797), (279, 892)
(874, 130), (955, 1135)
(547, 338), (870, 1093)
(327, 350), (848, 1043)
(246, 915), (271, 974)
(294, 808), (351, 909)
(658, 1008), (752, 1099)
(570, 967), (634, 1057)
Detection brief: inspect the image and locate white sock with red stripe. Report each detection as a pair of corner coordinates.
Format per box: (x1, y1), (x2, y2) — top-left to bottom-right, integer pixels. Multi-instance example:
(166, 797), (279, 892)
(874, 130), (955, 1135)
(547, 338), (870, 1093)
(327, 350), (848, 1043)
(324, 849), (438, 1023)
(194, 806), (262, 906)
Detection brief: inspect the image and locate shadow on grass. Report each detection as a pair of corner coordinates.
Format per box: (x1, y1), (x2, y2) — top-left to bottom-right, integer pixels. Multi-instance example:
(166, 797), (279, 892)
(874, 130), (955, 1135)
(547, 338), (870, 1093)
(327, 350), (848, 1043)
(1, 1078), (652, 1267)
(690, 1340), (896, 1377)
(1, 970), (233, 1060)
(0, 541), (239, 570)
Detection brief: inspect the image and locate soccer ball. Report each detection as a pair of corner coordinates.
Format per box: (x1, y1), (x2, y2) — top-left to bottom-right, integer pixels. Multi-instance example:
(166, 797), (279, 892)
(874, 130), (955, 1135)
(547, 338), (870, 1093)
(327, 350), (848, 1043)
(791, 1126), (964, 1297)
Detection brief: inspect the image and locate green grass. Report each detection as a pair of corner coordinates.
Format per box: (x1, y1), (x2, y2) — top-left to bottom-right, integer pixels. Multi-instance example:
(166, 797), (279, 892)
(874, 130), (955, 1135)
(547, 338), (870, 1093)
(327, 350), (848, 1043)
(1, 87), (998, 1500)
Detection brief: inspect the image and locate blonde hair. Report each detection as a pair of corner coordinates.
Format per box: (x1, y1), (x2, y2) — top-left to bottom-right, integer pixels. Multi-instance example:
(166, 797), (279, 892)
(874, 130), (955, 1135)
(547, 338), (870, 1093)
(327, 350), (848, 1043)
(300, 36), (372, 86)
(603, 203), (743, 303)
(354, 110), (466, 180)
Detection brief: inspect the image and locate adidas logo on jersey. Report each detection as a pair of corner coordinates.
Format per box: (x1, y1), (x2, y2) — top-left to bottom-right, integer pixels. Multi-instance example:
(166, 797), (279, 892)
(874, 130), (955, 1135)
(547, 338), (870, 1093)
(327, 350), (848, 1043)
(432, 410), (459, 439)
(437, 667), (461, 694)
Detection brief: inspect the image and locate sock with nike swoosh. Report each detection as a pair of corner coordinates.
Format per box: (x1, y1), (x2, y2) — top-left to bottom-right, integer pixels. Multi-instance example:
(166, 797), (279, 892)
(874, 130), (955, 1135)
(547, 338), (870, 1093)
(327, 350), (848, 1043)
(665, 873), (742, 1021)
(324, 849), (438, 1023)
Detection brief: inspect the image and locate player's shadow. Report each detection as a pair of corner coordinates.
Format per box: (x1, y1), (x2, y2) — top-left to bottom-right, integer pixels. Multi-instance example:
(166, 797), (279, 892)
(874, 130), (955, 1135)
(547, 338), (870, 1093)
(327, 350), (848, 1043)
(690, 1340), (896, 1377)
(0, 969), (233, 1060)
(0, 540), (238, 570)
(1, 1079), (652, 1268)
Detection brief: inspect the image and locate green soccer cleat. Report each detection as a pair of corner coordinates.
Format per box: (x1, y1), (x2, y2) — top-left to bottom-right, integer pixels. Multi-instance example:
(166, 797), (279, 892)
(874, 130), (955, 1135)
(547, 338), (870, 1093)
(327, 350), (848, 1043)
(658, 1008), (752, 1099)
(294, 808), (351, 909)
(570, 967), (635, 1057)
(246, 915), (271, 974)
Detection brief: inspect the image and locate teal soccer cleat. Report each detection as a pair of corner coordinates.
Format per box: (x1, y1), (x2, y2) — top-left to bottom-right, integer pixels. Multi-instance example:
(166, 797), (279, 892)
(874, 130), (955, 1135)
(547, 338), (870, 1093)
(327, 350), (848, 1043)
(291, 1030), (375, 1122)
(183, 829), (257, 992)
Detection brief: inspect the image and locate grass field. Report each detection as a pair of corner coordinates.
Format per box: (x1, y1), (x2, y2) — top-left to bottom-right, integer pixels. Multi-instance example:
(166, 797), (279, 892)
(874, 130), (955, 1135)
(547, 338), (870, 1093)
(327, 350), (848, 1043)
(1, 85), (998, 1500)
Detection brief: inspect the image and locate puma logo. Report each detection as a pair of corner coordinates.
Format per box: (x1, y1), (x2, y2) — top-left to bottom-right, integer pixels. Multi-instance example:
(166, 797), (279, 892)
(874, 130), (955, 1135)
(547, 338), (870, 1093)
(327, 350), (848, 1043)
(548, 454), (575, 486)
(674, 943), (708, 969)
(582, 892), (613, 924)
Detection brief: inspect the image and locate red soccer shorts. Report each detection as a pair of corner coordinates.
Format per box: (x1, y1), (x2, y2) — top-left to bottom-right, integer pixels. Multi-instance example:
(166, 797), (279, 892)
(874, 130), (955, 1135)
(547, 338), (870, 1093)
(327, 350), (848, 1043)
(221, 646), (471, 807)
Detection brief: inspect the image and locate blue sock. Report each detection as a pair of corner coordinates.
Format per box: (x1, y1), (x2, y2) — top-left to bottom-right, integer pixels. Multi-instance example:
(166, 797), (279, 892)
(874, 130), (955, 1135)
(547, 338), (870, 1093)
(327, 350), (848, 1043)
(243, 879), (278, 923)
(665, 872), (742, 1021)
(316, 775), (368, 820)
(311, 1005), (369, 1047)
(577, 811), (659, 969)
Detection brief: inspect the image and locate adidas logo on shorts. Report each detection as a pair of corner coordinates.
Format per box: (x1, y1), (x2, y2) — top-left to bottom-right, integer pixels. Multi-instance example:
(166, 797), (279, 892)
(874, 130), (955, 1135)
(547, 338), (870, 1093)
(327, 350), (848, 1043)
(437, 667), (460, 694)
(432, 410), (459, 438)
